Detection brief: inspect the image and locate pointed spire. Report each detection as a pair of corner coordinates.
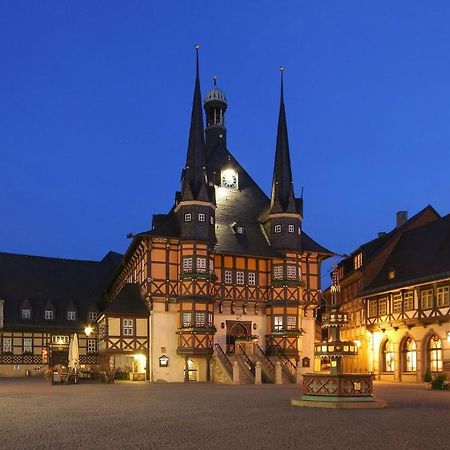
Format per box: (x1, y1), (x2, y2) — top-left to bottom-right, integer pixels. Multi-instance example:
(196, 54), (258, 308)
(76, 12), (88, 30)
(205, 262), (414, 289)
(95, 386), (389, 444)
(182, 44), (209, 199)
(270, 67), (297, 214)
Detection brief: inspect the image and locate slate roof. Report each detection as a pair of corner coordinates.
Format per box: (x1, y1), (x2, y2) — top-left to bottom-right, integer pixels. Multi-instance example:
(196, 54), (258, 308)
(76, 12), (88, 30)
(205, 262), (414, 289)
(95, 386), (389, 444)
(0, 251), (122, 331)
(103, 283), (148, 316)
(363, 213), (450, 294)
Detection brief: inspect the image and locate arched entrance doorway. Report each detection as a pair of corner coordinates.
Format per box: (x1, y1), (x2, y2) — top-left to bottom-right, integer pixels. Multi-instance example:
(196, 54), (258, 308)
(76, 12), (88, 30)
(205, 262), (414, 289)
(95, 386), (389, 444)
(184, 359), (198, 382)
(226, 321), (251, 354)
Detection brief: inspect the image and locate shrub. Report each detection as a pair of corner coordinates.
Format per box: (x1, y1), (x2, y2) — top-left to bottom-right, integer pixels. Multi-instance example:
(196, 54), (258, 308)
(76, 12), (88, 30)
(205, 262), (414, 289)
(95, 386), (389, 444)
(423, 368), (432, 383)
(431, 373), (448, 390)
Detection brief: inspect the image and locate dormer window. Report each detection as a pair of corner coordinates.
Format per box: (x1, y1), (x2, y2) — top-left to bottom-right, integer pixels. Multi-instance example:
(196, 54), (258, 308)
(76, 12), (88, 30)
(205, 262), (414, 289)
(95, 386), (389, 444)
(198, 213), (205, 222)
(67, 311), (76, 321)
(274, 225), (282, 233)
(353, 252), (363, 270)
(44, 310), (54, 320)
(88, 312), (98, 322)
(388, 268), (396, 280)
(288, 225), (295, 233)
(21, 308), (31, 319)
(184, 213), (192, 222)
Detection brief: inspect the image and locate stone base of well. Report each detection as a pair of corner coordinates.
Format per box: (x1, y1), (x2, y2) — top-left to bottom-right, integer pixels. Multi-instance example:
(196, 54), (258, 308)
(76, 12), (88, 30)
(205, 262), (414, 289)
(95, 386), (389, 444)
(291, 395), (387, 409)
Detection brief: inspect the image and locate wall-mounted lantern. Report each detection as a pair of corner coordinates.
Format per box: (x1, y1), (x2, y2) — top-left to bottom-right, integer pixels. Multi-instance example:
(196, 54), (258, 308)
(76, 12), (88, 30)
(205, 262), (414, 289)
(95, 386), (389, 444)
(159, 355), (169, 367)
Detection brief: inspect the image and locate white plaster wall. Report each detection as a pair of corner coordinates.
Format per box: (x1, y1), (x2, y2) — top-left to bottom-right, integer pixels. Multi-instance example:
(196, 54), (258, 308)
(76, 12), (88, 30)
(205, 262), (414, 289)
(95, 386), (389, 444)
(298, 310), (316, 375)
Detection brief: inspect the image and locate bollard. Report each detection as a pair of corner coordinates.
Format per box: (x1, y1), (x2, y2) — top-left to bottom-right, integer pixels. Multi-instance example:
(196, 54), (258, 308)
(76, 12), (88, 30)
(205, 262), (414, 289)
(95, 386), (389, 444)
(255, 361), (262, 384)
(233, 361), (240, 384)
(275, 361), (283, 384)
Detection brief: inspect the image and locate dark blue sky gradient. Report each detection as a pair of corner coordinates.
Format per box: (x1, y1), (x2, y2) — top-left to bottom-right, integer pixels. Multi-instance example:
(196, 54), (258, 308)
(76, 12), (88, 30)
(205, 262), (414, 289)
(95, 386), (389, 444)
(1, 1), (450, 285)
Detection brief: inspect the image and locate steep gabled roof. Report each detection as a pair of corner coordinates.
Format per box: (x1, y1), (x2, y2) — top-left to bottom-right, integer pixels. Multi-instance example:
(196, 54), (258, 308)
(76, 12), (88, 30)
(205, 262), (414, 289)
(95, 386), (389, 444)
(103, 283), (148, 316)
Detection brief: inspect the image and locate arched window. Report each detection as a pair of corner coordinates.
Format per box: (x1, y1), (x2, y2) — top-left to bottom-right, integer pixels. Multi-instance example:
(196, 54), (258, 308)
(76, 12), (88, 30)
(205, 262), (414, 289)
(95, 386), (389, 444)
(402, 337), (416, 372)
(382, 340), (395, 372)
(184, 359), (198, 382)
(428, 336), (443, 372)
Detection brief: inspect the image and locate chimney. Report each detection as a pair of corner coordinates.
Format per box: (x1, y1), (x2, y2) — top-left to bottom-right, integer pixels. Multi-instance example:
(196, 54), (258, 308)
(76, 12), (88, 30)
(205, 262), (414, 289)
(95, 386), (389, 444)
(396, 211), (408, 228)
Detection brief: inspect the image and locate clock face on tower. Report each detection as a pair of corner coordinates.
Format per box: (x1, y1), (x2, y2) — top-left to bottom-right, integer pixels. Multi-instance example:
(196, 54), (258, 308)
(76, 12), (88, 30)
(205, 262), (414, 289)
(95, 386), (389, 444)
(221, 169), (238, 189)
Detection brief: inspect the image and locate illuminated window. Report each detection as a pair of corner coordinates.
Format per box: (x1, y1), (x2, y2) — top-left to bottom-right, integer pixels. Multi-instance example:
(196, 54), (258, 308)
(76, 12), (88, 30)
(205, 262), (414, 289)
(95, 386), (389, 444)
(273, 266), (283, 280)
(184, 359), (198, 381)
(224, 270), (232, 284)
(428, 336), (443, 372)
(196, 258), (207, 273)
(123, 319), (134, 336)
(287, 266), (297, 280)
(421, 289), (433, 310)
(368, 300), (377, 317)
(236, 271), (245, 285)
(286, 316), (296, 330)
(288, 225), (295, 233)
(382, 340), (394, 372)
(51, 336), (69, 344)
(44, 310), (54, 320)
(21, 308), (31, 319)
(184, 213), (192, 222)
(274, 225), (282, 233)
(388, 268), (396, 280)
(182, 312), (192, 328)
(195, 312), (206, 327)
(379, 298), (388, 316)
(404, 291), (414, 311)
(88, 312), (98, 322)
(437, 287), (449, 307)
(198, 213), (205, 222)
(248, 272), (256, 285)
(2, 337), (12, 353)
(182, 257), (193, 272)
(67, 311), (76, 321)
(273, 316), (283, 331)
(23, 338), (32, 353)
(353, 252), (363, 270)
(87, 339), (97, 353)
(392, 293), (402, 313)
(402, 337), (416, 372)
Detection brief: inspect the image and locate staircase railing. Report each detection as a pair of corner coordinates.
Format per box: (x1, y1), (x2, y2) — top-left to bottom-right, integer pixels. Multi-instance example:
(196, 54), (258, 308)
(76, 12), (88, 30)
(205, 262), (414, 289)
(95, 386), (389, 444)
(274, 345), (297, 382)
(237, 345), (255, 376)
(255, 345), (275, 370)
(214, 344), (233, 377)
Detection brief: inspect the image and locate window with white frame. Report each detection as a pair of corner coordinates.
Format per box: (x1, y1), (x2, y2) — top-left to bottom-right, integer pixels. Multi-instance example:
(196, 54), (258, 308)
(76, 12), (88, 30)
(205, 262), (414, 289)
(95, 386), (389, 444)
(21, 308), (31, 319)
(248, 272), (256, 285)
(379, 298), (388, 316)
(67, 311), (76, 321)
(88, 312), (98, 322)
(51, 335), (69, 345)
(198, 213), (205, 222)
(287, 265), (297, 280)
(208, 313), (213, 327)
(87, 339), (97, 353)
(184, 213), (192, 222)
(123, 319), (134, 336)
(209, 259), (214, 273)
(404, 291), (414, 310)
(236, 271), (245, 285)
(196, 257), (207, 273)
(2, 337), (12, 353)
(195, 312), (206, 327)
(44, 310), (54, 320)
(273, 266), (283, 280)
(182, 257), (193, 272)
(437, 287), (449, 307)
(274, 225), (282, 233)
(23, 338), (32, 353)
(368, 300), (377, 318)
(288, 224), (295, 233)
(392, 293), (402, 313)
(210, 216), (214, 225)
(273, 316), (283, 331)
(224, 270), (232, 284)
(354, 252), (363, 270)
(182, 312), (192, 327)
(286, 316), (296, 330)
(421, 289), (433, 310)
(236, 226), (244, 234)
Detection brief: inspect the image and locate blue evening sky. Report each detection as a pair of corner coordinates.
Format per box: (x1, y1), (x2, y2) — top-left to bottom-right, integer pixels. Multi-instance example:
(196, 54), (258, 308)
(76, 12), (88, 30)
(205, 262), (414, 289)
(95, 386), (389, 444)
(1, 1), (449, 285)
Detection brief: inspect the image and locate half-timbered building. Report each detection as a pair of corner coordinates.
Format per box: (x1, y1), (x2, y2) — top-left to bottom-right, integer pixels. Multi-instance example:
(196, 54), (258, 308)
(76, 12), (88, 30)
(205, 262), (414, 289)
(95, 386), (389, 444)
(332, 207), (450, 382)
(105, 52), (332, 382)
